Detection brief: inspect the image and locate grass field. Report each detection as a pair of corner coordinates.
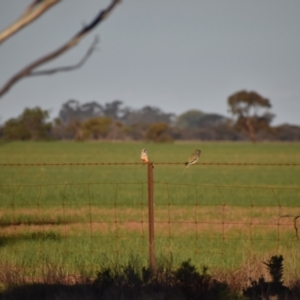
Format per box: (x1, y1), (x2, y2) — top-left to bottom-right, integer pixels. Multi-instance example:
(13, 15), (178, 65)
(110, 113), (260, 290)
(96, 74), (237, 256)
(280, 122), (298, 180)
(0, 141), (299, 283)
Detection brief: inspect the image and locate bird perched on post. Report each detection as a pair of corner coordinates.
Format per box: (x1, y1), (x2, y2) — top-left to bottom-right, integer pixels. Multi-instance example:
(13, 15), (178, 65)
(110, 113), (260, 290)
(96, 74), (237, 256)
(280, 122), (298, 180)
(182, 149), (201, 175)
(140, 149), (149, 164)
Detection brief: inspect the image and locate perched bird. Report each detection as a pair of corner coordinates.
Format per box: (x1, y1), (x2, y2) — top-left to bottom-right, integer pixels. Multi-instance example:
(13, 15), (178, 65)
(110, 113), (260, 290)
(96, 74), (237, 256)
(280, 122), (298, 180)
(140, 149), (149, 164)
(182, 149), (201, 175)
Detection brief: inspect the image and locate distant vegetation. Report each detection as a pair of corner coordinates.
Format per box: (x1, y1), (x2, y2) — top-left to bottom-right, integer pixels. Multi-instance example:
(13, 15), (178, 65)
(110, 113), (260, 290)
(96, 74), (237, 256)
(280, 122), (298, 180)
(1, 90), (300, 142)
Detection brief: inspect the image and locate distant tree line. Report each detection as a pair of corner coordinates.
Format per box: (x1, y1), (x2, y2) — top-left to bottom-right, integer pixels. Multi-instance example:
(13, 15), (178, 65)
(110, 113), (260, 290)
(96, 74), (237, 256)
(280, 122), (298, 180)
(1, 91), (300, 142)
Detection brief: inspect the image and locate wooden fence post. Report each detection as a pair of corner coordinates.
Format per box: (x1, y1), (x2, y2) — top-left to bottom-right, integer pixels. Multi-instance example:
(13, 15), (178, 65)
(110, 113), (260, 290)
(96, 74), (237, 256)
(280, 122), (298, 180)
(147, 161), (155, 272)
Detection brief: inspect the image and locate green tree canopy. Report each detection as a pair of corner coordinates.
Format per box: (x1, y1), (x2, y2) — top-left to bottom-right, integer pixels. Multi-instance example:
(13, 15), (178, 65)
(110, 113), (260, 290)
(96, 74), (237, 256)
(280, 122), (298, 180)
(3, 107), (51, 140)
(228, 90), (271, 118)
(175, 110), (227, 129)
(227, 90), (274, 143)
(175, 110), (204, 129)
(82, 117), (112, 140)
(145, 122), (173, 143)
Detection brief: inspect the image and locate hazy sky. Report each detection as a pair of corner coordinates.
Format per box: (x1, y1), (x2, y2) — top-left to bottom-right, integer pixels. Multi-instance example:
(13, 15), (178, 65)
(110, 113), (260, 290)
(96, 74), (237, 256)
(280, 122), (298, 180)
(1, 0), (300, 125)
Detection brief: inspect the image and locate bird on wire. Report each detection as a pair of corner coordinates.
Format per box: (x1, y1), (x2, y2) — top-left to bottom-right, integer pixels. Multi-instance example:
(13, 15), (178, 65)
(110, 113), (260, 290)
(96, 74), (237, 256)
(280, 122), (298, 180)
(182, 149), (201, 175)
(140, 148), (149, 165)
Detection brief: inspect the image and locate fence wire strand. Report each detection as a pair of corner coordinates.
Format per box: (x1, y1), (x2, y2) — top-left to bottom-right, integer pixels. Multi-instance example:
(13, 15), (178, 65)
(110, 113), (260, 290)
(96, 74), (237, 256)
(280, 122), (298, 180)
(1, 162), (300, 166)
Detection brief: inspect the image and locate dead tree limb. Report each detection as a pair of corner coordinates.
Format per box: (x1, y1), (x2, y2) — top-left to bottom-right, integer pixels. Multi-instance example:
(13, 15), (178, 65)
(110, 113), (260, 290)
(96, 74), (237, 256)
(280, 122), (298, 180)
(279, 214), (300, 240)
(0, 0), (60, 45)
(294, 215), (300, 240)
(0, 0), (121, 98)
(29, 36), (99, 76)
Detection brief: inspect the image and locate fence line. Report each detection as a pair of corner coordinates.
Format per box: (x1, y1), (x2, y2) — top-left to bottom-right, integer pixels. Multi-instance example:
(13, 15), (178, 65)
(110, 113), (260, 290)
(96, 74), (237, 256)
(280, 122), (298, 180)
(1, 162), (300, 166)
(1, 182), (300, 190)
(0, 162), (299, 275)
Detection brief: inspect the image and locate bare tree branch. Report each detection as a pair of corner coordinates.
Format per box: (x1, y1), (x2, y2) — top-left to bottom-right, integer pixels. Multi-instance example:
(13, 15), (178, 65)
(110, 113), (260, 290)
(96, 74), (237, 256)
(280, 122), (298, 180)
(279, 214), (300, 240)
(0, 0), (60, 45)
(293, 215), (300, 240)
(29, 36), (99, 76)
(0, 0), (121, 98)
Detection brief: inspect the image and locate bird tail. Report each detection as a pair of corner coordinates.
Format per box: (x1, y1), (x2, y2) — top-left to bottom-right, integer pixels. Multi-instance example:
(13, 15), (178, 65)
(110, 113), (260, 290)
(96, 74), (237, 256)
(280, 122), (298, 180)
(182, 163), (189, 175)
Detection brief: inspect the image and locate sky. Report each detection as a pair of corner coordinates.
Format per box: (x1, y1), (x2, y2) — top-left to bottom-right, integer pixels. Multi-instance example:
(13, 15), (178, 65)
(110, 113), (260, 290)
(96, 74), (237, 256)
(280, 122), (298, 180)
(0, 0), (300, 126)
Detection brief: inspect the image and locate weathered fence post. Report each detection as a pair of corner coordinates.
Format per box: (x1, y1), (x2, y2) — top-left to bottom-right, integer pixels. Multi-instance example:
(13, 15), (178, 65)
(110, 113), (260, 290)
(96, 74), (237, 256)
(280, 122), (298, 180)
(147, 161), (155, 272)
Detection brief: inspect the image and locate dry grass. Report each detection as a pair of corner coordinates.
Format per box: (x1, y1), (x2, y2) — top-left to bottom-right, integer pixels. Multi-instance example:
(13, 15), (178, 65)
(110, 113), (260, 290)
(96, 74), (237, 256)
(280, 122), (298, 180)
(1, 206), (297, 237)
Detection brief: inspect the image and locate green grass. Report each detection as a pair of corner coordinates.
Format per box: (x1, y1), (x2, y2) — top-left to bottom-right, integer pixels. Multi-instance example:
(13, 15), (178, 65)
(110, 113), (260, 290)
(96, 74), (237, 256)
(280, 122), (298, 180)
(0, 141), (300, 187)
(0, 141), (299, 281)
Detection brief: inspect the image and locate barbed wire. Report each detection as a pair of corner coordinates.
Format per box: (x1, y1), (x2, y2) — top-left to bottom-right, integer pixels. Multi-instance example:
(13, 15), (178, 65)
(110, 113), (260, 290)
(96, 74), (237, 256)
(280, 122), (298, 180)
(0, 162), (300, 166)
(1, 182), (299, 190)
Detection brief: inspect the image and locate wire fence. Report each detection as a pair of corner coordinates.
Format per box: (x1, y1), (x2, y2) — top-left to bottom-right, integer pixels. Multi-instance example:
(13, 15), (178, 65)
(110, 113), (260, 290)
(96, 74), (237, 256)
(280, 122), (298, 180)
(0, 162), (299, 274)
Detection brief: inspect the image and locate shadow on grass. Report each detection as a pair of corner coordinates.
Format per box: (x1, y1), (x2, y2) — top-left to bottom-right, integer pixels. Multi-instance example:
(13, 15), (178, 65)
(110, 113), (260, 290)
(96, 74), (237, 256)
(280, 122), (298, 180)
(0, 259), (243, 300)
(0, 231), (61, 247)
(0, 283), (97, 300)
(0, 219), (73, 228)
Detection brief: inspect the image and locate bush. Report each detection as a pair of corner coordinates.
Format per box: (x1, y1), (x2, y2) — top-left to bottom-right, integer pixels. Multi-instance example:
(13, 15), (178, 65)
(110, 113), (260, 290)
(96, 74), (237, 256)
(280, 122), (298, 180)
(145, 122), (173, 143)
(243, 255), (292, 299)
(93, 259), (242, 300)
